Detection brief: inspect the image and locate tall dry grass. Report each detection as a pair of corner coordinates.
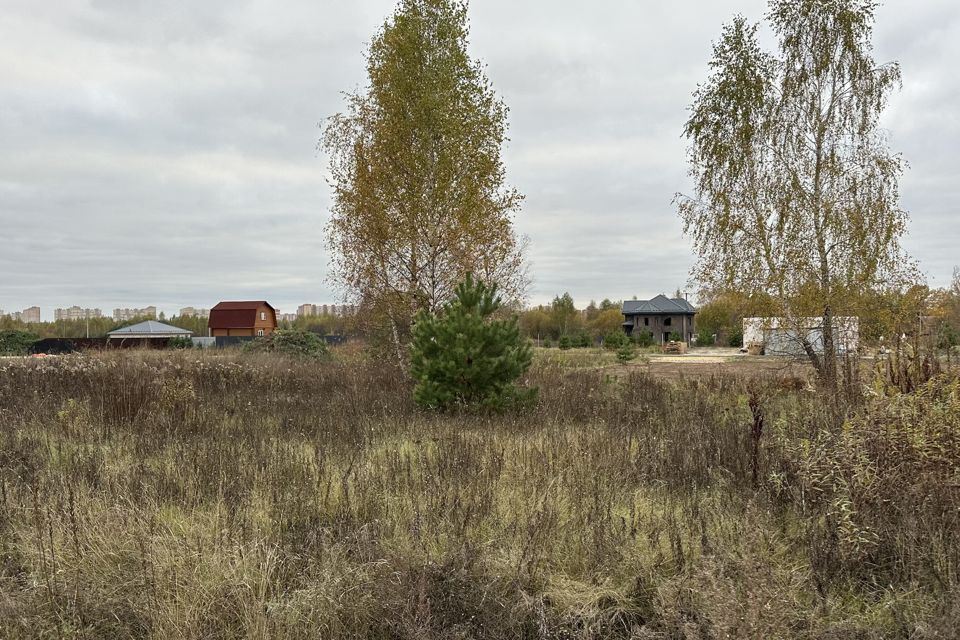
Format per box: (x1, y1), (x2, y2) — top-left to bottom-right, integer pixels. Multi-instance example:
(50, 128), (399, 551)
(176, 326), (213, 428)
(0, 350), (957, 638)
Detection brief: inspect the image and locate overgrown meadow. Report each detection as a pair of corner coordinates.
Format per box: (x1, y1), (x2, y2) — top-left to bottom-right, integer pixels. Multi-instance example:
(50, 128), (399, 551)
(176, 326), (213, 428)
(0, 350), (958, 638)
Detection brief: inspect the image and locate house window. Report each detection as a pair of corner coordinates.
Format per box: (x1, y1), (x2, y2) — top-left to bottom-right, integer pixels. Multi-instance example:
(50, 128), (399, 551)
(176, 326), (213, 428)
(260, 312), (266, 321)
(257, 329), (265, 337)
(664, 317), (672, 327)
(644, 317), (649, 326)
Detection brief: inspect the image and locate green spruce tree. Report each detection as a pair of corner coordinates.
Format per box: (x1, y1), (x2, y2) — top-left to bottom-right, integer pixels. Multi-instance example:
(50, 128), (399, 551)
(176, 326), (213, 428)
(616, 340), (637, 364)
(410, 274), (535, 411)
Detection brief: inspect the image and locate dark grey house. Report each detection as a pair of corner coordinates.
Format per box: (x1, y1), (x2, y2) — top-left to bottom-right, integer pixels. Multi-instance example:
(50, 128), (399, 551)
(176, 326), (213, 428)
(622, 295), (697, 344)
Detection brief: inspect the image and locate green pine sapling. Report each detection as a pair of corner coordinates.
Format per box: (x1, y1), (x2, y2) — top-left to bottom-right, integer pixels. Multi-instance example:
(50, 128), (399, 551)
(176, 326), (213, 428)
(410, 274), (536, 411)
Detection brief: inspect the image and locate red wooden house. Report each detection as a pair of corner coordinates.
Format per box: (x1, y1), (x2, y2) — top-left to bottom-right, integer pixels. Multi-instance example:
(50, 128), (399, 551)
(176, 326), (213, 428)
(208, 301), (277, 337)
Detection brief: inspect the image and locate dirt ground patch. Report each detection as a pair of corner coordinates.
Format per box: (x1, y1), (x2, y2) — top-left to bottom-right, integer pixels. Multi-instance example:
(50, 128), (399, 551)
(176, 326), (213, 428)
(634, 355), (812, 381)
(536, 347), (814, 380)
(649, 355), (731, 364)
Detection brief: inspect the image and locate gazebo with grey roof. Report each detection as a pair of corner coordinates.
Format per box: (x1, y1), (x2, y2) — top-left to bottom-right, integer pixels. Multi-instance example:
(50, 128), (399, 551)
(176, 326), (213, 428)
(107, 320), (193, 346)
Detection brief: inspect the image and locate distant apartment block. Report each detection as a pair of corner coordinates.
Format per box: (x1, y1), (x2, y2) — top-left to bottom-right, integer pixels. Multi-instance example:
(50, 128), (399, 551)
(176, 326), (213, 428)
(5, 306), (41, 323)
(296, 303), (356, 317)
(277, 313), (298, 323)
(55, 306), (103, 321)
(113, 306), (157, 322)
(179, 307), (210, 318)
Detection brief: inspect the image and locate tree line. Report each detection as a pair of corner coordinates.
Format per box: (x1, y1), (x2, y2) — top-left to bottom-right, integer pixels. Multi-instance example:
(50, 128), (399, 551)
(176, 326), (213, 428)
(517, 295), (623, 344)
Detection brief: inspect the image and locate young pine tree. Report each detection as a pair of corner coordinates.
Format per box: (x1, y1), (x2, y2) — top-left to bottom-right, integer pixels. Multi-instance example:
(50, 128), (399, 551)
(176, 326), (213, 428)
(616, 340), (637, 364)
(410, 275), (535, 411)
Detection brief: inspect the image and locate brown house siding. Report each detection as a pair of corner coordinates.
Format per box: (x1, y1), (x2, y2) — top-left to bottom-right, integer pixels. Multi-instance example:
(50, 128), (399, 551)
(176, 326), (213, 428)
(209, 302), (277, 337)
(212, 327), (260, 337)
(251, 304), (277, 336)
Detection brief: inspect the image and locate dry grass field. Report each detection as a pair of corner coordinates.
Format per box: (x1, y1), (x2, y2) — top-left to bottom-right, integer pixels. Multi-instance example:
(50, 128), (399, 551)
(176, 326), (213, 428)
(0, 349), (958, 638)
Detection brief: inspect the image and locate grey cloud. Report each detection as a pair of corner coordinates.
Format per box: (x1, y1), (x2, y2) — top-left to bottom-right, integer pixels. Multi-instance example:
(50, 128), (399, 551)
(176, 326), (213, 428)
(1, 0), (957, 319)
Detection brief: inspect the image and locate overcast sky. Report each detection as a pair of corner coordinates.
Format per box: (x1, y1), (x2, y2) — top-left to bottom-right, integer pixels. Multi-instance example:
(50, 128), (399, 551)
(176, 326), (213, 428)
(2, 0), (957, 319)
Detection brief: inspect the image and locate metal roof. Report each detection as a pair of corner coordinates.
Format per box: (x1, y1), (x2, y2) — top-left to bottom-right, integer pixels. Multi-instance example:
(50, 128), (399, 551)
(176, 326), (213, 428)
(622, 295), (697, 315)
(107, 321), (193, 337)
(208, 301), (276, 329)
(211, 301), (274, 311)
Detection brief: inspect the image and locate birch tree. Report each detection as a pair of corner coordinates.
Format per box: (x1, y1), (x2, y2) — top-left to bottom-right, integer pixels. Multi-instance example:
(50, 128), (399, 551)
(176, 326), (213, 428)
(677, 0), (914, 384)
(323, 0), (527, 364)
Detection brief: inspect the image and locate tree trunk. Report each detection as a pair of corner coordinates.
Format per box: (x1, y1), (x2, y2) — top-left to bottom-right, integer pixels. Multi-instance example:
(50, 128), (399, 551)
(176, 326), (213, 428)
(389, 312), (406, 372)
(788, 305), (825, 378)
(801, 338), (824, 378)
(821, 304), (837, 387)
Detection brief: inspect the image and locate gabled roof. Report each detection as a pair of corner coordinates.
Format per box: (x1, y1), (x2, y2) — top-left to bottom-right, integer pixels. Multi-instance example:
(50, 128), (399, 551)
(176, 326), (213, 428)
(211, 301), (274, 311)
(623, 295), (696, 315)
(108, 321), (193, 337)
(208, 301), (275, 329)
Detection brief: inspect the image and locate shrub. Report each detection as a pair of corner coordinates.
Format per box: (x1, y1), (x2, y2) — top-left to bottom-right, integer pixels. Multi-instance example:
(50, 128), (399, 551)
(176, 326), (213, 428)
(603, 330), (627, 350)
(634, 331), (654, 348)
(669, 331), (683, 342)
(558, 335), (573, 350)
(243, 329), (328, 358)
(696, 329), (716, 346)
(0, 330), (38, 355)
(774, 373), (960, 587)
(575, 331), (592, 348)
(168, 336), (193, 350)
(410, 274), (536, 411)
(729, 327), (744, 347)
(939, 323), (959, 350)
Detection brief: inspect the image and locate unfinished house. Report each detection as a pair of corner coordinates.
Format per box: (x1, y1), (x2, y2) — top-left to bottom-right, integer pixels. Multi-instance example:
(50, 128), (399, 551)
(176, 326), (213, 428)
(622, 295), (697, 344)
